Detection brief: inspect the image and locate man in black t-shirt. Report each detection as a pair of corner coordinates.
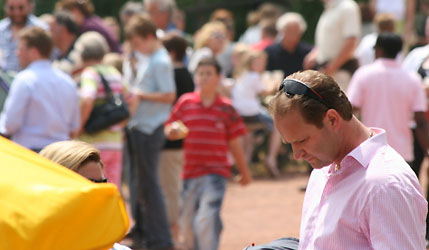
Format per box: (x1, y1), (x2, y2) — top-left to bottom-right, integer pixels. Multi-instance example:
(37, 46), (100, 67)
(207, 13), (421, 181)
(265, 12), (312, 77)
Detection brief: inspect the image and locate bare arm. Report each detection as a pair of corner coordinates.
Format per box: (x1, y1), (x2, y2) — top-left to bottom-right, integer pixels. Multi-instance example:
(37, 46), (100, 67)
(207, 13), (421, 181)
(80, 97), (95, 131)
(228, 136), (252, 186)
(414, 111), (429, 155)
(136, 91), (176, 104)
(323, 37), (358, 76)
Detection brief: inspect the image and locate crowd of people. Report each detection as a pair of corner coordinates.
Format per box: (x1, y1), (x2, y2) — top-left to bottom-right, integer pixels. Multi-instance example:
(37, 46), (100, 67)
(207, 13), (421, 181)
(1, 0), (429, 249)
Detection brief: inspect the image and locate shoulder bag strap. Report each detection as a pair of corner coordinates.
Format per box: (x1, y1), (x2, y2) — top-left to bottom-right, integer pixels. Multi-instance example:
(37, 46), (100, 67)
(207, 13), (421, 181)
(94, 66), (113, 97)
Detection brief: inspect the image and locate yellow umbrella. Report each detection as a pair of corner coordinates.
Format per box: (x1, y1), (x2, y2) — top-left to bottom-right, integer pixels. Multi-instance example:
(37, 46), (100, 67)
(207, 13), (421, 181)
(0, 136), (129, 250)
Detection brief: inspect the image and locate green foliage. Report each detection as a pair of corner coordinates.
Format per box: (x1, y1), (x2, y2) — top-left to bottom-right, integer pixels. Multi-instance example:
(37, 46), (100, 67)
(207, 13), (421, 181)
(0, 0), (327, 44)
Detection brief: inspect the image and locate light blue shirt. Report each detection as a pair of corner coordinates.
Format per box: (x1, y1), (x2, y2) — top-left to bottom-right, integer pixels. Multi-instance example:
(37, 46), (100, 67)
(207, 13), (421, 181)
(0, 60), (80, 149)
(128, 47), (175, 134)
(0, 15), (48, 72)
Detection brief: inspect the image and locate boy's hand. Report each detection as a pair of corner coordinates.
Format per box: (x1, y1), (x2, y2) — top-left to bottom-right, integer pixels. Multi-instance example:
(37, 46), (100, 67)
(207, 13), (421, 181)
(165, 121), (188, 140)
(237, 173), (252, 186)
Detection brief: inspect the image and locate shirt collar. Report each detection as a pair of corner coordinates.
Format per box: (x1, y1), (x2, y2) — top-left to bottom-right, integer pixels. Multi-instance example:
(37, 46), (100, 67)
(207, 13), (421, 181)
(27, 59), (51, 69)
(4, 15), (39, 29)
(328, 128), (387, 174)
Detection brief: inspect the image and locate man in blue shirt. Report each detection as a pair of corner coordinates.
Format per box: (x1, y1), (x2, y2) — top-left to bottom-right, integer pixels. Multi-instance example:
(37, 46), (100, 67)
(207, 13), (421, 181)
(0, 27), (80, 152)
(0, 0), (48, 72)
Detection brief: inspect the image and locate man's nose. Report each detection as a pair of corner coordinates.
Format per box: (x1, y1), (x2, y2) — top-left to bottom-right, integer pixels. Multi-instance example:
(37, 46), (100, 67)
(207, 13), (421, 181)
(292, 144), (305, 160)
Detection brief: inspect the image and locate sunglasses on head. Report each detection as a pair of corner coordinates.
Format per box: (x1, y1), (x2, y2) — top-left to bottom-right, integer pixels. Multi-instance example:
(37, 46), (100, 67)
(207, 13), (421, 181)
(89, 178), (108, 183)
(279, 79), (331, 108)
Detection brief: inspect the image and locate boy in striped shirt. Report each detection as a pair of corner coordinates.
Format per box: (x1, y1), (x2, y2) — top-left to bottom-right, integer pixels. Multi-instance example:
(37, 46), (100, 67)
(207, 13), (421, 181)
(165, 57), (252, 250)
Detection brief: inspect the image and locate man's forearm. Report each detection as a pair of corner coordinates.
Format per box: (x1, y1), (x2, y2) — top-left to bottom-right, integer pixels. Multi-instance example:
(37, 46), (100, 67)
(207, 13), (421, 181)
(325, 37), (358, 74)
(137, 91), (176, 104)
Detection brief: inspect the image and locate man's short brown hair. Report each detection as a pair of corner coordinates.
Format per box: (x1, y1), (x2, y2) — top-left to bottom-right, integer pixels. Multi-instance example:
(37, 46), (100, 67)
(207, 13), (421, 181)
(19, 27), (53, 58)
(125, 14), (157, 39)
(56, 0), (94, 18)
(269, 70), (353, 128)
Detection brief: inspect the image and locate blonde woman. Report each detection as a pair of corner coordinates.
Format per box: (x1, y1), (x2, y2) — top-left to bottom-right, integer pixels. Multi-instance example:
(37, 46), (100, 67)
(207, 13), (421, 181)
(39, 140), (106, 183)
(188, 21), (227, 73)
(39, 140), (132, 250)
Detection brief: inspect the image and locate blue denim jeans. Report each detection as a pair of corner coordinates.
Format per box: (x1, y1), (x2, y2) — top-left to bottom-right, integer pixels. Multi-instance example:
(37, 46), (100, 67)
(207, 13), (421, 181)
(128, 126), (172, 249)
(180, 174), (227, 250)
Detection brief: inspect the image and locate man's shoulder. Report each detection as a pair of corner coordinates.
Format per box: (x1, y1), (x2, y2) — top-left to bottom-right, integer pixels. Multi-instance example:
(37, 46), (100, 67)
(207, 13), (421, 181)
(339, 0), (360, 9)
(27, 15), (48, 29)
(365, 146), (416, 185)
(265, 43), (282, 53)
(0, 18), (10, 30)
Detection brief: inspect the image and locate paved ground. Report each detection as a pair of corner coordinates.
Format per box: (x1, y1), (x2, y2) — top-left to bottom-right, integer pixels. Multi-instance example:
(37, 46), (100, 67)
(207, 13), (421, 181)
(219, 173), (308, 250)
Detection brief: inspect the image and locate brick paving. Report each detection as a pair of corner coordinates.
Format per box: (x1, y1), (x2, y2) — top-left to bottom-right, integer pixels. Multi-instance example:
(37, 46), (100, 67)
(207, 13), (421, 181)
(219, 174), (308, 250)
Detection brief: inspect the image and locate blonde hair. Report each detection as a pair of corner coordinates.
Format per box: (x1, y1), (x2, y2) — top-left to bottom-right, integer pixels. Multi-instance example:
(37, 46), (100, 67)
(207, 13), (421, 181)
(194, 21), (227, 50)
(234, 49), (267, 79)
(39, 140), (103, 172)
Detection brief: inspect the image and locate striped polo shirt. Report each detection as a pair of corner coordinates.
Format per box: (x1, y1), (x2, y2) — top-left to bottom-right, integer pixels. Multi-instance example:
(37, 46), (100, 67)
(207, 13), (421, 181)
(166, 91), (246, 179)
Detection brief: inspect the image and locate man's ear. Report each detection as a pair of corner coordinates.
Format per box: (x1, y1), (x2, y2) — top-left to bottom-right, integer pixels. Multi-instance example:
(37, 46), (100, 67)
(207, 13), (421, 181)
(324, 109), (341, 131)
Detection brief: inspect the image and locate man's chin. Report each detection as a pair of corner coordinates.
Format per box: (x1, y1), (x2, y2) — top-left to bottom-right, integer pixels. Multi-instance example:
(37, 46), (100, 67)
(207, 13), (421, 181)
(11, 18), (27, 26)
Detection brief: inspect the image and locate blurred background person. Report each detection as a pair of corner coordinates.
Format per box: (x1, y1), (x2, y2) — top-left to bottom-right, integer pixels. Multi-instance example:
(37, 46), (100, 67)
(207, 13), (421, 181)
(369, 0), (415, 47)
(231, 49), (282, 177)
(144, 0), (179, 38)
(188, 21), (227, 74)
(251, 19), (277, 51)
(239, 3), (283, 46)
(77, 35), (128, 190)
(210, 8), (235, 78)
(0, 27), (80, 152)
(124, 15), (175, 250)
(56, 0), (121, 53)
(265, 12), (312, 78)
(355, 13), (397, 66)
(103, 16), (121, 44)
(304, 0), (361, 91)
(0, 0), (48, 73)
(50, 11), (80, 75)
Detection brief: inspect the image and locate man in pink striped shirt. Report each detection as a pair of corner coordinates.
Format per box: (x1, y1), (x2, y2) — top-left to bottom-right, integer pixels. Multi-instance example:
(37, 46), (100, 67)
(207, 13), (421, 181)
(268, 70), (427, 249)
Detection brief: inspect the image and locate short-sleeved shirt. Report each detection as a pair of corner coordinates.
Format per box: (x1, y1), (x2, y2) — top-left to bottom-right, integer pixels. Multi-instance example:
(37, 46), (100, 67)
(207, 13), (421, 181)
(0, 15), (48, 72)
(315, 0), (361, 64)
(78, 65), (125, 150)
(165, 92), (247, 179)
(347, 59), (426, 161)
(127, 47), (176, 134)
(231, 71), (264, 116)
(265, 42), (312, 78)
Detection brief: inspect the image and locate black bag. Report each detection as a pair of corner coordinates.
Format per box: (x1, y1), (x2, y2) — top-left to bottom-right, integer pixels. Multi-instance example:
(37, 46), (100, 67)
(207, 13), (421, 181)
(84, 68), (130, 134)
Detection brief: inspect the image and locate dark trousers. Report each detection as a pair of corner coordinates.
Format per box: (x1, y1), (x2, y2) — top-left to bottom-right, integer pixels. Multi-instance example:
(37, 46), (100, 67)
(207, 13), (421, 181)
(410, 128), (429, 240)
(128, 126), (172, 249)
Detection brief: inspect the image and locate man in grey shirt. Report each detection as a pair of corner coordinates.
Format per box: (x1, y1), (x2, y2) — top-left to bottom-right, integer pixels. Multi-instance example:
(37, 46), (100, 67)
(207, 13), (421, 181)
(0, 27), (80, 152)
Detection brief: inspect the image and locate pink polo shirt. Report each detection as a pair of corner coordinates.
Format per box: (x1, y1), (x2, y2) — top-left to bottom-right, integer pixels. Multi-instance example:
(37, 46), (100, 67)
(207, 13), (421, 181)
(347, 58), (426, 161)
(299, 128), (427, 250)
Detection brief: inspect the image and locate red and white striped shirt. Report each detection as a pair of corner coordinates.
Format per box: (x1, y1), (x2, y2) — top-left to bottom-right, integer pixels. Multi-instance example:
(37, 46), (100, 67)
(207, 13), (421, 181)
(299, 128), (427, 250)
(166, 92), (246, 179)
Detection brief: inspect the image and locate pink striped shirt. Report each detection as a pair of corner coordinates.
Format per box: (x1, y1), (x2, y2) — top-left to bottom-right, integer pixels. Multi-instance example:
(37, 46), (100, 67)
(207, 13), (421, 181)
(299, 128), (427, 250)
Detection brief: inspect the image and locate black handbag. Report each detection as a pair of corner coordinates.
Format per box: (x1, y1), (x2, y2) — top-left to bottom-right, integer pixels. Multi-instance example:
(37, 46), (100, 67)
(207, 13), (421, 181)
(84, 68), (130, 134)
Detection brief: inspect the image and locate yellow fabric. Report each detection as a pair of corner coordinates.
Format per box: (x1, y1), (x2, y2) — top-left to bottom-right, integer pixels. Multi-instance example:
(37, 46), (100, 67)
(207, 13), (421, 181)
(0, 136), (129, 250)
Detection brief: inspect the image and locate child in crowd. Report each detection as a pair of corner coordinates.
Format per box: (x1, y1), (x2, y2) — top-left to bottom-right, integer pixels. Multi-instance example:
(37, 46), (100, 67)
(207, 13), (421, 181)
(231, 49), (282, 177)
(165, 57), (252, 250)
